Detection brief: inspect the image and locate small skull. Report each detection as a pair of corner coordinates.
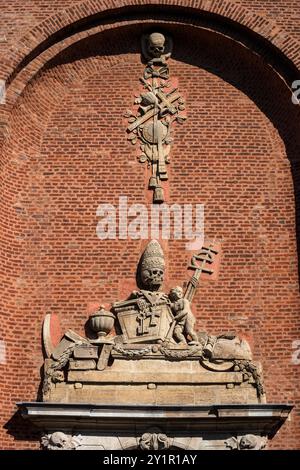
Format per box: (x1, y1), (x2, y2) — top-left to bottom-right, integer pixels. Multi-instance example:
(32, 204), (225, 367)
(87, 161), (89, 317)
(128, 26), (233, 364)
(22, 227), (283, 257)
(141, 267), (164, 290)
(41, 431), (81, 450)
(148, 32), (165, 58)
(50, 432), (68, 449)
(239, 434), (258, 450)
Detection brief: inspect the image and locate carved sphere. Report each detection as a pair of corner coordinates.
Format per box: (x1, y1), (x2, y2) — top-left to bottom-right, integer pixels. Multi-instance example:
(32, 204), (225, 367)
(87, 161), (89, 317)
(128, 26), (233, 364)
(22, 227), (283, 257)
(142, 121), (168, 144)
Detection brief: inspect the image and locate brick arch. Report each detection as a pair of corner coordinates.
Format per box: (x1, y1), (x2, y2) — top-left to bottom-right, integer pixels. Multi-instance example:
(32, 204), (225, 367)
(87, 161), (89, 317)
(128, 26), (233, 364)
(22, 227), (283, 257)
(1, 0), (300, 150)
(1, 0), (300, 87)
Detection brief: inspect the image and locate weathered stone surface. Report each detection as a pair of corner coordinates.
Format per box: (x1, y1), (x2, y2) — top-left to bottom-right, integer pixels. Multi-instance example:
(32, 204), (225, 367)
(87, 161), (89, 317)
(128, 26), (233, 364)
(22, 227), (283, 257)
(32, 230), (276, 451)
(40, 239), (265, 416)
(47, 381), (261, 407)
(41, 432), (81, 450)
(73, 345), (98, 359)
(41, 240), (260, 407)
(69, 359), (96, 370)
(67, 369), (243, 384)
(212, 338), (252, 360)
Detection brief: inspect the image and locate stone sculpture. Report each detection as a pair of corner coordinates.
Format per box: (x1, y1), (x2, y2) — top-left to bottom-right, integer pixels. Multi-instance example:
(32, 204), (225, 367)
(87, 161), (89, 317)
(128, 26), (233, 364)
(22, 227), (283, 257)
(42, 239), (264, 408)
(141, 32), (172, 75)
(139, 428), (170, 450)
(41, 432), (81, 450)
(126, 32), (186, 203)
(225, 434), (268, 451)
(169, 286), (199, 345)
(16, 28), (292, 452)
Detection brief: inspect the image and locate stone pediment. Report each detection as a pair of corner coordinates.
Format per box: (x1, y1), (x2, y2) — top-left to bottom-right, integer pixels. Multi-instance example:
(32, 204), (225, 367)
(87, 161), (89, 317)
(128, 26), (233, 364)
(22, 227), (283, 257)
(42, 329), (263, 406)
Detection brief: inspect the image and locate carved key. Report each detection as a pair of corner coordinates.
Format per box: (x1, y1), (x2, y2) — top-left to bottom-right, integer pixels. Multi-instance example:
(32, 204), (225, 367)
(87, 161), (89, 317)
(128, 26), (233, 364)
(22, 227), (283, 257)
(97, 344), (113, 371)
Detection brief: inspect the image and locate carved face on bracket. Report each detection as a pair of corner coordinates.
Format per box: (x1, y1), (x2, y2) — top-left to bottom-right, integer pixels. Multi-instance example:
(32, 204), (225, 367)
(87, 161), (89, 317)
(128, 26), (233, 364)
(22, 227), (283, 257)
(141, 267), (164, 291)
(148, 32), (165, 58)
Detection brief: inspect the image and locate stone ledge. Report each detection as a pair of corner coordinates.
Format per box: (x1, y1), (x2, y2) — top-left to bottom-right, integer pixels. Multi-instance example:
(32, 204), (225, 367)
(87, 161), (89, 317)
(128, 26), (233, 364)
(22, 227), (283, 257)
(18, 402), (292, 438)
(67, 369), (244, 384)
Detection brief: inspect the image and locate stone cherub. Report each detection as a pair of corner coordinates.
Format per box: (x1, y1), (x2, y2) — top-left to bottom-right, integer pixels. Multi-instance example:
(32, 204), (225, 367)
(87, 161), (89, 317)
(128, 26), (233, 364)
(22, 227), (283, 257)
(169, 286), (199, 345)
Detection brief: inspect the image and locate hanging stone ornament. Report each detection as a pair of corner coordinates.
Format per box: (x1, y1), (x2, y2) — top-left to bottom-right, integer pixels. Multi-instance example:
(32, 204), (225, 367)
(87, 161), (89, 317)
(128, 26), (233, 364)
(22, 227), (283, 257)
(125, 32), (187, 203)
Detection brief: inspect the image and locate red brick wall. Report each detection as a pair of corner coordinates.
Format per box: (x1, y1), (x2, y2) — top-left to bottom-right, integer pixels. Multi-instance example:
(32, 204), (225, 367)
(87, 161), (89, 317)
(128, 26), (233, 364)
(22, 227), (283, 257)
(1, 2), (300, 450)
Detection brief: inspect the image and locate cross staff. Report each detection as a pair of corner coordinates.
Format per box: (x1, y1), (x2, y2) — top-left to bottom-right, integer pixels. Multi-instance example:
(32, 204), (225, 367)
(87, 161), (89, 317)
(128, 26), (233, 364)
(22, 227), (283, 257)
(140, 77), (177, 115)
(184, 242), (218, 303)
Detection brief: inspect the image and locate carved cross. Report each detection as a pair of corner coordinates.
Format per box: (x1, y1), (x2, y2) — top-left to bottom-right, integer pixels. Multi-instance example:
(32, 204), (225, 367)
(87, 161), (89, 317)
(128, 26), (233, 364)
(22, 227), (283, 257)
(185, 243), (219, 303)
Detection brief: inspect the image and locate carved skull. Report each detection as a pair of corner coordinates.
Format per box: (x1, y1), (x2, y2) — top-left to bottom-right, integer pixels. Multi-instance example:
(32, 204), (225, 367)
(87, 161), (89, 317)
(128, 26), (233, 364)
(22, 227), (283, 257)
(41, 431), (81, 450)
(239, 434), (259, 450)
(141, 267), (164, 290)
(148, 32), (165, 58)
(50, 432), (68, 449)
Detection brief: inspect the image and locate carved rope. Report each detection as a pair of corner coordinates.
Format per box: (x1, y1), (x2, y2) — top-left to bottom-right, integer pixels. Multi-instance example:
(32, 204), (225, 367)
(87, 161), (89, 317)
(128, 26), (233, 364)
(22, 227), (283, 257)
(158, 345), (203, 359)
(112, 344), (153, 358)
(233, 359), (265, 398)
(43, 342), (80, 394)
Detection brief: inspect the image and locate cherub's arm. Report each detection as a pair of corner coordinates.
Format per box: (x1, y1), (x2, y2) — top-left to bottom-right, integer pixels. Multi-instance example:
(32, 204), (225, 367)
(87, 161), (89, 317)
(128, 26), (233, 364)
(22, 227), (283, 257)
(173, 310), (187, 322)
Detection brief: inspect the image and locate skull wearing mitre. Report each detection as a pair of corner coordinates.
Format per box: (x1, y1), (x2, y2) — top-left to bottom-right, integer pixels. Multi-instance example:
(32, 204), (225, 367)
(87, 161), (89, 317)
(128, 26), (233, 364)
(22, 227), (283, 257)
(140, 240), (165, 291)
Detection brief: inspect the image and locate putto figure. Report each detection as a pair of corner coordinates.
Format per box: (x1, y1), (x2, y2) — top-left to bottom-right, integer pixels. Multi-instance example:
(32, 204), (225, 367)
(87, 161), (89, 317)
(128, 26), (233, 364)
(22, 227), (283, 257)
(169, 286), (199, 345)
